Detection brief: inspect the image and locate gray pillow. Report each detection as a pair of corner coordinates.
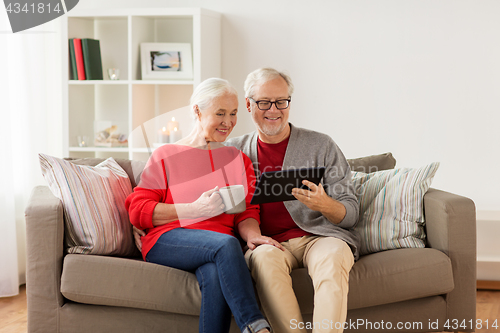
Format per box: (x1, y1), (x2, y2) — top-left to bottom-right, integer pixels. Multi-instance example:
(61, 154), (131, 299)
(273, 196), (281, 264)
(347, 152), (396, 173)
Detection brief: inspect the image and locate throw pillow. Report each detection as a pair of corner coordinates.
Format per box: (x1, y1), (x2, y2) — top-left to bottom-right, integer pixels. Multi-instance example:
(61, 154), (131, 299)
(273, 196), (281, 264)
(351, 162), (440, 255)
(39, 154), (135, 256)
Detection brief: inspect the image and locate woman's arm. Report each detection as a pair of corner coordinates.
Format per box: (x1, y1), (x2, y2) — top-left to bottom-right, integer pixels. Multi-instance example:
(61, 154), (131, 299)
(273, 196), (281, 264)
(151, 202), (186, 226)
(237, 218), (284, 251)
(153, 186), (224, 226)
(232, 153), (283, 250)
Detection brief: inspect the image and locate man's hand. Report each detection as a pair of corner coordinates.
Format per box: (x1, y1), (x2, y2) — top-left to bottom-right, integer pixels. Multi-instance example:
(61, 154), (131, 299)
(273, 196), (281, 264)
(133, 226), (146, 252)
(292, 180), (347, 224)
(292, 180), (331, 212)
(246, 235), (284, 251)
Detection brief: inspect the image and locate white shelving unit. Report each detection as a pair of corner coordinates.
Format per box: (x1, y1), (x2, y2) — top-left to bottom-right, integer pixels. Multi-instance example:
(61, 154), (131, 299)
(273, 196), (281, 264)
(62, 8), (221, 161)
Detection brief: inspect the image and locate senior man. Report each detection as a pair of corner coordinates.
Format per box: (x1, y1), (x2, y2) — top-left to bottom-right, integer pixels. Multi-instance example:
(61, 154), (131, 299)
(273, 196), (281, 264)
(226, 68), (359, 333)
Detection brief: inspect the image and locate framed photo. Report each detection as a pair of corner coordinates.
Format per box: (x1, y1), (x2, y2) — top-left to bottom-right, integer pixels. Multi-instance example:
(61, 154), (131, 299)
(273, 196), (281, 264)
(140, 43), (193, 80)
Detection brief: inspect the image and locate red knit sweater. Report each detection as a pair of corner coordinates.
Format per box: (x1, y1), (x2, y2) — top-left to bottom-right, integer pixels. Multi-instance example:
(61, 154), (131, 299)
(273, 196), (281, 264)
(125, 144), (260, 260)
(257, 137), (311, 242)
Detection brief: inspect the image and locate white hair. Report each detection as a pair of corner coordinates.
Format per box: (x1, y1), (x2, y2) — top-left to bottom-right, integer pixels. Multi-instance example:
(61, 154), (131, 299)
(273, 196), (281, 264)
(244, 68), (294, 98)
(190, 78), (238, 120)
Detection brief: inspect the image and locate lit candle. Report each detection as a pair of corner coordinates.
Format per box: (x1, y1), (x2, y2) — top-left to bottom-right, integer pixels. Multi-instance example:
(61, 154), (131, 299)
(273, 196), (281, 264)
(77, 135), (88, 147)
(169, 127), (182, 143)
(166, 117), (179, 133)
(158, 127), (169, 144)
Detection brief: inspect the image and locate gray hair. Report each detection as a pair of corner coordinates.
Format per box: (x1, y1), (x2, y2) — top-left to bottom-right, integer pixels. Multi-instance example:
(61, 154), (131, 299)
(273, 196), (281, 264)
(190, 78), (238, 120)
(244, 68), (294, 98)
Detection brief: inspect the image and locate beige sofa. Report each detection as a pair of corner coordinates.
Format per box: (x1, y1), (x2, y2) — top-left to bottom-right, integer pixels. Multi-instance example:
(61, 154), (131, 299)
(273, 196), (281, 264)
(25, 153), (476, 333)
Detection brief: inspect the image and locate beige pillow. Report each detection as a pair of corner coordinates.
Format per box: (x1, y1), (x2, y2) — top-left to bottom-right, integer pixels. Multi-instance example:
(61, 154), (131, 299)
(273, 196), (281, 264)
(352, 162), (439, 255)
(40, 154), (135, 256)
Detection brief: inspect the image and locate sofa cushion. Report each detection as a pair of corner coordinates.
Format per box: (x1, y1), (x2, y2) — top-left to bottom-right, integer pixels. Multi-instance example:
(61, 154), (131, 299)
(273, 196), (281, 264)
(293, 248), (454, 314)
(352, 162), (440, 255)
(61, 247), (453, 315)
(347, 248), (454, 310)
(61, 254), (202, 316)
(347, 152), (396, 173)
(40, 155), (136, 256)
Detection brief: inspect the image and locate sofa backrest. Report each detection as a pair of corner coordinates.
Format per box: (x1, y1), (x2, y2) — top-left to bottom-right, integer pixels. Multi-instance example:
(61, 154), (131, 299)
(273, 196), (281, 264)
(347, 152), (396, 173)
(65, 152), (396, 189)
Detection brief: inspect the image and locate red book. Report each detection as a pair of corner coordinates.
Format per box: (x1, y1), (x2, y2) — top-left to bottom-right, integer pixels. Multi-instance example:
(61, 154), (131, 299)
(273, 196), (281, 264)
(73, 38), (86, 80)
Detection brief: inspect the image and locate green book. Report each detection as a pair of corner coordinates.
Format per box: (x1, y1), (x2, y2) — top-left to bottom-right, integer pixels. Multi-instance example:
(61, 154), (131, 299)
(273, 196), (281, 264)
(68, 39), (78, 80)
(81, 38), (103, 80)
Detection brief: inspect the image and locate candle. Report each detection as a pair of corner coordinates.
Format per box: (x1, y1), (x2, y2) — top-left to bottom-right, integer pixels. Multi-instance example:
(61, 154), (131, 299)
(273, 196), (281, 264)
(77, 136), (88, 147)
(169, 127), (182, 143)
(158, 127), (170, 144)
(166, 117), (179, 133)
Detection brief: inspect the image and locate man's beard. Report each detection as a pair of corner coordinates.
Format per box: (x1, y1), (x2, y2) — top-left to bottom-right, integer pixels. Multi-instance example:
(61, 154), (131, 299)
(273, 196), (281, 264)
(257, 121), (287, 137)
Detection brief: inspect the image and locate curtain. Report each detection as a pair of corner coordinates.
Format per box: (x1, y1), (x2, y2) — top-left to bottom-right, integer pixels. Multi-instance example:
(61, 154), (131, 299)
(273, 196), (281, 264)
(0, 12), (63, 297)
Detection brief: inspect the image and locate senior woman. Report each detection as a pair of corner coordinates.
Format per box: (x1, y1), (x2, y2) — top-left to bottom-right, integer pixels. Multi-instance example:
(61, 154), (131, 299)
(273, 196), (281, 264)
(126, 78), (281, 333)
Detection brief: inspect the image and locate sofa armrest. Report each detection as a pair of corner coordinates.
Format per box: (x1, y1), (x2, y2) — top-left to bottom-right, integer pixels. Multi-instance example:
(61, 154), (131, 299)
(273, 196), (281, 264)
(25, 186), (65, 333)
(424, 188), (476, 326)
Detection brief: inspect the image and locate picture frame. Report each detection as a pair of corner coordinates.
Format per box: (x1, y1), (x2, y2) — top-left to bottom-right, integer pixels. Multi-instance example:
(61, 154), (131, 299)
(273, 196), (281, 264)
(140, 43), (193, 80)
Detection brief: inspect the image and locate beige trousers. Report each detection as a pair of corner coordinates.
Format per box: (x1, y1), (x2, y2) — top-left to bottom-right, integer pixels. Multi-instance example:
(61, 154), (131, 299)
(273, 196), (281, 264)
(245, 236), (354, 333)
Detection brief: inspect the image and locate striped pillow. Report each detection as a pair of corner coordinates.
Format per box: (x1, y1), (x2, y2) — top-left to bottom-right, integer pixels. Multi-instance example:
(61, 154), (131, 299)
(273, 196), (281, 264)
(351, 162), (440, 255)
(39, 154), (135, 256)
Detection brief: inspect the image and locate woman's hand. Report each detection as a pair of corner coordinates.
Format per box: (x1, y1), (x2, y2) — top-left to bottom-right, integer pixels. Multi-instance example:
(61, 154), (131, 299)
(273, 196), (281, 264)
(190, 186), (225, 218)
(237, 218), (284, 251)
(150, 187), (225, 226)
(246, 235), (284, 251)
(132, 226), (146, 252)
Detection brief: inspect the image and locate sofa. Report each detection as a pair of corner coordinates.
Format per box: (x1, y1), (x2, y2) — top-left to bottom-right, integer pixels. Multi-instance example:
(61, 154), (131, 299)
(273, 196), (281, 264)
(25, 153), (476, 333)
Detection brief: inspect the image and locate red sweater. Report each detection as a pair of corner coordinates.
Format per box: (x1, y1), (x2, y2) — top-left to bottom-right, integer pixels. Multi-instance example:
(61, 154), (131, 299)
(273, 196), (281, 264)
(126, 144), (260, 260)
(257, 137), (311, 242)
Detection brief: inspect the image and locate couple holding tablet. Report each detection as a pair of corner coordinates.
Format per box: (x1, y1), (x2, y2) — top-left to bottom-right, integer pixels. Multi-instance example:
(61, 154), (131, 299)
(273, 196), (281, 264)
(125, 68), (359, 333)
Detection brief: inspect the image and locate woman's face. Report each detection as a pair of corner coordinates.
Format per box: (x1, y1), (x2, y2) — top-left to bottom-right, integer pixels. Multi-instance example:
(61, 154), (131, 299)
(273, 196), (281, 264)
(198, 92), (238, 142)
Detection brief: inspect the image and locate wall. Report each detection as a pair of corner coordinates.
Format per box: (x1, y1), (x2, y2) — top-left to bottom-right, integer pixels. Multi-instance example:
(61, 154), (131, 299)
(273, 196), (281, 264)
(78, 0), (500, 276)
(79, 0), (500, 212)
(477, 211), (500, 280)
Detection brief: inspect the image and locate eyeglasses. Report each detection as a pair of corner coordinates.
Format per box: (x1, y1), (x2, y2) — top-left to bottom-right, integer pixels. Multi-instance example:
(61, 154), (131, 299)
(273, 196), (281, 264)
(248, 97), (291, 110)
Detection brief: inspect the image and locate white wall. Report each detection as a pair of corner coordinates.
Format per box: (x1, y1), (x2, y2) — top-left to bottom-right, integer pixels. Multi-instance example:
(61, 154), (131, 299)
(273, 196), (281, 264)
(477, 211), (500, 280)
(78, 0), (500, 213)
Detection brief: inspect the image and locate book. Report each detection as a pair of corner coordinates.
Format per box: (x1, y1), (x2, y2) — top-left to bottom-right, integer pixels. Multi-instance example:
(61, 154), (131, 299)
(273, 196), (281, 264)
(73, 38), (86, 80)
(68, 39), (78, 80)
(81, 38), (103, 80)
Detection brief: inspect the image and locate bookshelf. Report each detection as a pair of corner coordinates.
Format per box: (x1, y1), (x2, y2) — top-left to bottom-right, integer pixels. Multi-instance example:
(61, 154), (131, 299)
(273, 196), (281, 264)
(62, 8), (221, 161)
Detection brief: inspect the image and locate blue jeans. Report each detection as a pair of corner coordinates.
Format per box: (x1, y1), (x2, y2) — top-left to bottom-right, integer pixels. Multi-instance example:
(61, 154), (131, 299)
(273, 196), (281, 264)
(146, 228), (270, 333)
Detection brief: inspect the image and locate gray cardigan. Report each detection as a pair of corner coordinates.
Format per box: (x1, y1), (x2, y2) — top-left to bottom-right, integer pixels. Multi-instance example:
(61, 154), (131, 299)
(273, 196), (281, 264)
(226, 124), (360, 260)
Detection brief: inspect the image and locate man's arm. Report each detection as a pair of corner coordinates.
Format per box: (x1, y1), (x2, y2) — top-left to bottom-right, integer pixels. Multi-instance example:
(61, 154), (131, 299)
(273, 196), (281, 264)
(288, 132), (359, 229)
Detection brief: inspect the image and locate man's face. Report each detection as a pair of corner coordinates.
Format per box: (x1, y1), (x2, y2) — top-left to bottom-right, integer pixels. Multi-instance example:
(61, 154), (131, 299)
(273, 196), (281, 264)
(247, 77), (290, 139)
